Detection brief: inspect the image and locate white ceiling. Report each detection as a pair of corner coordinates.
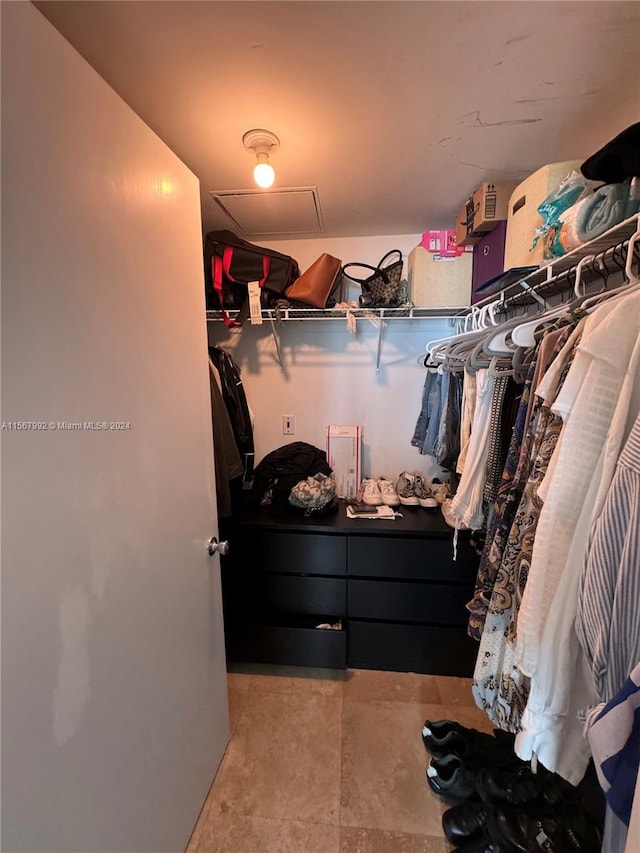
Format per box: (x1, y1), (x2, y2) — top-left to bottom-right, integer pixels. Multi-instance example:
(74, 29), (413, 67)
(35, 1), (640, 240)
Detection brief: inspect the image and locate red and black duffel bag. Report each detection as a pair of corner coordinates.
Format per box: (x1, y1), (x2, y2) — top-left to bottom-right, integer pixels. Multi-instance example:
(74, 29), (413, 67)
(204, 230), (299, 326)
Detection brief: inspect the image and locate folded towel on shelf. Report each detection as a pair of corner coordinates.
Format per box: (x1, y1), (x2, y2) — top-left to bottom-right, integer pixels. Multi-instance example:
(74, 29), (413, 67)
(548, 181), (640, 257)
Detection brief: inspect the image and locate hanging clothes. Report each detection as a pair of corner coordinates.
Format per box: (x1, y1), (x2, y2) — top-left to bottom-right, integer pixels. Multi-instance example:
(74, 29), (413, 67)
(449, 368), (495, 530)
(515, 290), (640, 784)
(411, 368), (449, 457)
(456, 367), (477, 475)
(209, 360), (244, 518)
(471, 320), (582, 728)
(418, 228), (640, 842)
(435, 370), (463, 471)
(578, 413), (640, 853)
(209, 346), (255, 490)
(482, 375), (521, 507)
(466, 360), (536, 640)
(464, 315), (581, 641)
(577, 411), (640, 705)
(584, 661), (640, 853)
(517, 292), (640, 677)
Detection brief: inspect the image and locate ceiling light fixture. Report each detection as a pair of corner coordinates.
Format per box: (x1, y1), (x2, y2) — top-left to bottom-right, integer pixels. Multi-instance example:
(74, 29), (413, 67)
(243, 129), (279, 189)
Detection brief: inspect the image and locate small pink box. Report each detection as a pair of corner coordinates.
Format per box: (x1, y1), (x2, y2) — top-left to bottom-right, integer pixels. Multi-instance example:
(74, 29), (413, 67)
(420, 229), (468, 258)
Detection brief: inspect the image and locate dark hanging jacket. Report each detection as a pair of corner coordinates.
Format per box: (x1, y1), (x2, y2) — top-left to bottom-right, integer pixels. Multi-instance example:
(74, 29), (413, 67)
(208, 346), (255, 489)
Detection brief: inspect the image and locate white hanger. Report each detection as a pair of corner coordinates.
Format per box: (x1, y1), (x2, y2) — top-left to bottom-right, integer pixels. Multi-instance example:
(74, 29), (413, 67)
(582, 226), (640, 311)
(426, 304), (492, 362)
(624, 225), (640, 286)
(438, 304), (498, 371)
(509, 254), (594, 347)
(423, 307), (478, 357)
(484, 306), (530, 355)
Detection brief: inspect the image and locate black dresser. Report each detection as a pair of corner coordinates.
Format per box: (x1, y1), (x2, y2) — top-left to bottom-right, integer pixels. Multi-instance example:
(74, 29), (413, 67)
(220, 502), (480, 676)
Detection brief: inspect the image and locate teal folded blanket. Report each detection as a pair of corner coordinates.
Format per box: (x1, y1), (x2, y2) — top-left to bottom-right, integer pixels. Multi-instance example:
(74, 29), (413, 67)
(548, 181), (640, 256)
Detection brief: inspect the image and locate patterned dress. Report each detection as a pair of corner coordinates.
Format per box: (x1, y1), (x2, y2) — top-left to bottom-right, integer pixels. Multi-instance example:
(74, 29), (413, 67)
(472, 325), (581, 731)
(466, 362), (535, 640)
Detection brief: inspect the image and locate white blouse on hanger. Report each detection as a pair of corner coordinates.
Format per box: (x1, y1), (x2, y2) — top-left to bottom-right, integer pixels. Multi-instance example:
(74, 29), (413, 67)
(450, 367), (494, 530)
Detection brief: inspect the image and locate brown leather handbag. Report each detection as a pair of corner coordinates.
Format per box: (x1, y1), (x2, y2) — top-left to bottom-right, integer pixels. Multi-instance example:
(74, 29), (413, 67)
(284, 253), (343, 309)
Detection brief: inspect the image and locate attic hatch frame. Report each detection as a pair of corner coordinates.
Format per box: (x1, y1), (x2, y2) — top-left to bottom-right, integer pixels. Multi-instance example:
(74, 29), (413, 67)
(208, 186), (324, 237)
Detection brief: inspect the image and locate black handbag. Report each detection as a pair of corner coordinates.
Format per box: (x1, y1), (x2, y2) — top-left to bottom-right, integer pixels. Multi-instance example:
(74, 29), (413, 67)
(204, 230), (300, 326)
(341, 250), (405, 308)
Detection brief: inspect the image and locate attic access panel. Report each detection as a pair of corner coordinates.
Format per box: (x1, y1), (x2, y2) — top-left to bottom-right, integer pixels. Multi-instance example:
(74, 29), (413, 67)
(209, 187), (324, 237)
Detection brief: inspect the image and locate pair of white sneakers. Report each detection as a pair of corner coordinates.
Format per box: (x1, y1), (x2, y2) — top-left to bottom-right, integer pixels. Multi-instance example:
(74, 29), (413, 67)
(360, 477), (401, 507)
(361, 473), (445, 509)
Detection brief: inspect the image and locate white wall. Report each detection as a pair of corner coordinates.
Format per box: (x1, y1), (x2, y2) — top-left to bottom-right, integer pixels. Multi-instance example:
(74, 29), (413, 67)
(208, 234), (453, 483)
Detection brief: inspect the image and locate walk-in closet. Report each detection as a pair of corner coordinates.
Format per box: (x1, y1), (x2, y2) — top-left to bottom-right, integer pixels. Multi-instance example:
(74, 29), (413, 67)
(2, 2), (639, 852)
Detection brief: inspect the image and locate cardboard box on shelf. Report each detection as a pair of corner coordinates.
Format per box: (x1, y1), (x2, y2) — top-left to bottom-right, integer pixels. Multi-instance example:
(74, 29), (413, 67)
(455, 180), (519, 247)
(327, 425), (361, 500)
(504, 160), (582, 269)
(407, 245), (473, 307)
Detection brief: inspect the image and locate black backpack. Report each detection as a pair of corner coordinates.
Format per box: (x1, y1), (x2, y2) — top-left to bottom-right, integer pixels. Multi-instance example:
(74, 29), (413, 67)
(204, 230), (299, 326)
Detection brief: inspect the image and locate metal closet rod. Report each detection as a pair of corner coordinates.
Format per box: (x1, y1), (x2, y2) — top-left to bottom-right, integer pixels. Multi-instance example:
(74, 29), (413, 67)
(461, 213), (640, 319)
(494, 238), (638, 315)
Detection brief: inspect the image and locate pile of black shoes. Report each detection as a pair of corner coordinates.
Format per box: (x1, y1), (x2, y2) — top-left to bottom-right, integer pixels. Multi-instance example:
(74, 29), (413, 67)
(422, 718), (604, 852)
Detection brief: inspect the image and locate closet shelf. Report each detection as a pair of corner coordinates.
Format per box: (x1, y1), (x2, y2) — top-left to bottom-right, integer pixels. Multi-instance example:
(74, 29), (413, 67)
(469, 213), (640, 315)
(206, 306), (464, 323)
(206, 214), (640, 327)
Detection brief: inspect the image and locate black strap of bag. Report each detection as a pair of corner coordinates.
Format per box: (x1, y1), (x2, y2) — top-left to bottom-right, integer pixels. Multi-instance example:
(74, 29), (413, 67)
(341, 250), (403, 288)
(342, 250), (404, 307)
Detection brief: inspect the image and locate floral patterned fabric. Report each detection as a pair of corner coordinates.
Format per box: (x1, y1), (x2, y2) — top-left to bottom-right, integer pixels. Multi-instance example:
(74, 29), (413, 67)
(466, 363), (535, 640)
(472, 325), (581, 731)
(466, 316), (584, 642)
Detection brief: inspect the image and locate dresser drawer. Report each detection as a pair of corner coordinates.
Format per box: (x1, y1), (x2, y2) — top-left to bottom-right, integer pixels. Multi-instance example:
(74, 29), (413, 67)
(227, 618), (347, 669)
(348, 536), (475, 582)
(347, 621), (477, 676)
(245, 531), (347, 576)
(348, 579), (470, 625)
(265, 575), (346, 617)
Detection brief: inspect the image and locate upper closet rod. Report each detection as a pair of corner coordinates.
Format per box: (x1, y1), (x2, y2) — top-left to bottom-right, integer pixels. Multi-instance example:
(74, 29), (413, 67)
(465, 213), (640, 317)
(487, 234), (640, 319)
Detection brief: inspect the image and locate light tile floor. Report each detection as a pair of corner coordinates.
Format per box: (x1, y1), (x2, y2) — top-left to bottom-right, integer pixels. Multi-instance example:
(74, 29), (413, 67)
(186, 666), (495, 853)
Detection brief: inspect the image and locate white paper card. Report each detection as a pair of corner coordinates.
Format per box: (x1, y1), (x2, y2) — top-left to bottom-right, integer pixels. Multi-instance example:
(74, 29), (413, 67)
(248, 281), (263, 325)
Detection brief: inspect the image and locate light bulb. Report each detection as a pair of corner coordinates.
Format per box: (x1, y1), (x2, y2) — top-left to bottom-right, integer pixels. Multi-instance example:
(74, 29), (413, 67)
(253, 160), (275, 189)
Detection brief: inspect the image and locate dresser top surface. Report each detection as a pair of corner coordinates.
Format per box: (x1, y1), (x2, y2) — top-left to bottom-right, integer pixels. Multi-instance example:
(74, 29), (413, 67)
(235, 500), (457, 538)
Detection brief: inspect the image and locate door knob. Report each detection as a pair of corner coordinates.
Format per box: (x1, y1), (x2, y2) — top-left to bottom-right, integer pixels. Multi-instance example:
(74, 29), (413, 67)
(207, 537), (230, 556)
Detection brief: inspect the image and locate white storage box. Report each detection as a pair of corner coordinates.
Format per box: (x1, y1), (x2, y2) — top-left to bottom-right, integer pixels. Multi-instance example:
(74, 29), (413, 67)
(504, 160), (582, 269)
(327, 425), (361, 500)
(407, 246), (473, 307)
